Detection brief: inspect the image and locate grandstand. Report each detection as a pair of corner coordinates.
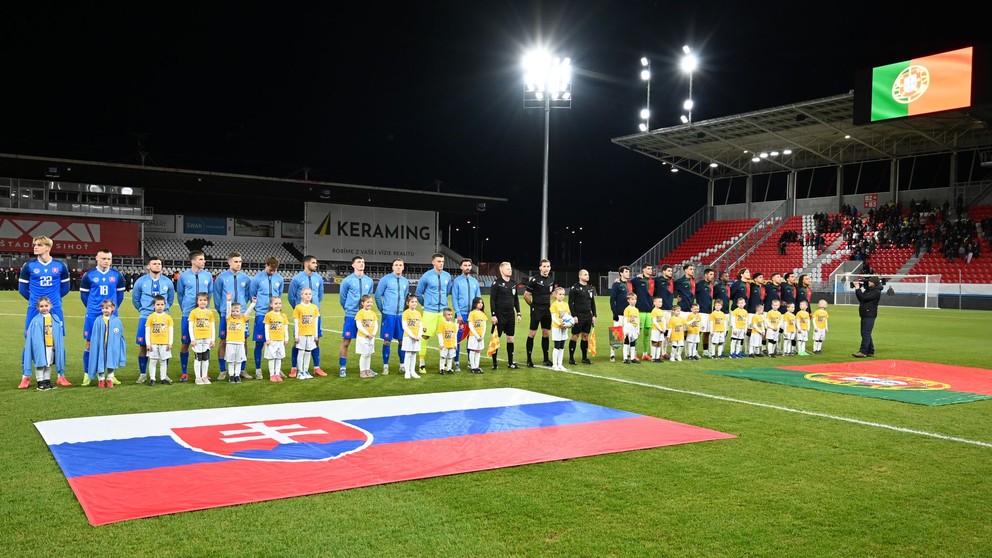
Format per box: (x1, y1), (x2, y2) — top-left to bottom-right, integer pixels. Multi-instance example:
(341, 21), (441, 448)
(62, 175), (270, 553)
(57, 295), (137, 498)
(613, 92), (992, 305)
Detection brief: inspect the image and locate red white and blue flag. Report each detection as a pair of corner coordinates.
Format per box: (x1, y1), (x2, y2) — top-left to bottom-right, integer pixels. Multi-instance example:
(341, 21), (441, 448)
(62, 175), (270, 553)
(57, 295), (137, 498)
(35, 388), (735, 525)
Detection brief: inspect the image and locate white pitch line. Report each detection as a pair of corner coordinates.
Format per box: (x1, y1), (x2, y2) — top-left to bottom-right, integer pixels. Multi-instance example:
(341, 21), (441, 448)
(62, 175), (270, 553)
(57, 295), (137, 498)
(5, 312), (987, 448)
(557, 367), (992, 449)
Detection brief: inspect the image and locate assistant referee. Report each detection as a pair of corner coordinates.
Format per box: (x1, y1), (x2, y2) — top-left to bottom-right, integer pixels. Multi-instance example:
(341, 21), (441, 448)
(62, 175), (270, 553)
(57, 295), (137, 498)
(568, 269), (597, 365)
(489, 261), (521, 369)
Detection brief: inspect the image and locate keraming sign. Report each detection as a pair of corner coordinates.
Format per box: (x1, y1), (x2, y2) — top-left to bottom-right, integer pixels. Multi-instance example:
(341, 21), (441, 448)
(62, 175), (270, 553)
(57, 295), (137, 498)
(306, 203), (435, 263)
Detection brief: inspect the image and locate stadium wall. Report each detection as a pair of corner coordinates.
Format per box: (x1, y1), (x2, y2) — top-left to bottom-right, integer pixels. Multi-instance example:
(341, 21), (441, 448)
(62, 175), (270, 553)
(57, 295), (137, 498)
(714, 189), (955, 220)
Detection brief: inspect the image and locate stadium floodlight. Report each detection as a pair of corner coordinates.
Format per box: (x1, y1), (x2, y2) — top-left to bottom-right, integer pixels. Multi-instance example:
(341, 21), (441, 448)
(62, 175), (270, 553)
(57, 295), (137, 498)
(680, 45), (698, 123)
(640, 57), (651, 131)
(523, 49), (572, 261)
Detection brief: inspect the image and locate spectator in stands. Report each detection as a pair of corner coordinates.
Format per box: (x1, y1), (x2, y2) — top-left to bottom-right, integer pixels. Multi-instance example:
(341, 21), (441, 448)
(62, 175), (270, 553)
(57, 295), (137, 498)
(177, 250), (213, 382)
(213, 252), (250, 380)
(374, 258), (409, 376)
(79, 249), (126, 385)
(250, 257), (283, 378)
(339, 255), (375, 377)
(132, 256), (175, 383)
(451, 258), (482, 372)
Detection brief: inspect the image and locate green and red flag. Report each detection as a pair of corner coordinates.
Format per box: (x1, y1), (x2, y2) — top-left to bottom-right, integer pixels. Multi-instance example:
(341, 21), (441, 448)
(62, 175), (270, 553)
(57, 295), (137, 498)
(709, 359), (992, 406)
(871, 47), (972, 122)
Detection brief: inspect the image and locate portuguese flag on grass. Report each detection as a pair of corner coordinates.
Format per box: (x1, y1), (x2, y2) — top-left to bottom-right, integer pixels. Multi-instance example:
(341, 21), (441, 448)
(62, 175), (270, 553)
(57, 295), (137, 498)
(709, 360), (992, 406)
(871, 47), (972, 122)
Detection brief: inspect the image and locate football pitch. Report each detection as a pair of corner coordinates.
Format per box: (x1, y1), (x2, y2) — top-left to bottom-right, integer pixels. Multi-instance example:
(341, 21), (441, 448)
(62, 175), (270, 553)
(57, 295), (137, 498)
(2, 291), (991, 557)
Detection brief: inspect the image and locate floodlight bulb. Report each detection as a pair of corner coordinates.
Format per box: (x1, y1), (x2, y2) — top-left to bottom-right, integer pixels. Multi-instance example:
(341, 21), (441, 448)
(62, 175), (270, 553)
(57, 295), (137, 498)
(682, 45), (691, 55)
(709, 162), (718, 168)
(670, 167), (679, 173)
(752, 156), (761, 163)
(639, 123), (648, 132)
(680, 114), (689, 124)
(641, 57), (649, 67)
(641, 69), (650, 81)
(640, 108), (650, 120)
(759, 152), (769, 158)
(783, 149), (793, 155)
(683, 99), (694, 111)
(770, 151), (780, 157)
(680, 53), (698, 73)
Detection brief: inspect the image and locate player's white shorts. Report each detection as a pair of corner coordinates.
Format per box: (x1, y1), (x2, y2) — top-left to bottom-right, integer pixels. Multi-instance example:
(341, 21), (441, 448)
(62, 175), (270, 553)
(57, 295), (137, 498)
(749, 332), (763, 347)
(440, 347), (456, 360)
(225, 343), (247, 363)
(468, 335), (485, 351)
(797, 330), (809, 342)
(650, 329), (665, 343)
(191, 339), (212, 354)
(710, 331), (726, 344)
(147, 344), (172, 360)
(784, 332), (796, 342)
(401, 336), (421, 353)
(686, 333), (700, 344)
(765, 329), (779, 342)
(623, 323), (640, 341)
(265, 341), (287, 360)
(355, 336), (375, 356)
(669, 340), (684, 349)
(732, 327), (747, 341)
(697, 313), (710, 332)
(813, 328), (827, 342)
(296, 335), (317, 351)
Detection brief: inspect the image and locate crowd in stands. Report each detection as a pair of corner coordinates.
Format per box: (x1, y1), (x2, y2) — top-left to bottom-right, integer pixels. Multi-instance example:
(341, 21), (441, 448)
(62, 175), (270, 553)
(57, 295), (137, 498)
(816, 198), (989, 267)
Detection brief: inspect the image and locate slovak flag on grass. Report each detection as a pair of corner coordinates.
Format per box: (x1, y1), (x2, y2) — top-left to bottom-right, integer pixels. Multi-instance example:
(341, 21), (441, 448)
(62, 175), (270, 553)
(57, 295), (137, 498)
(35, 388), (735, 525)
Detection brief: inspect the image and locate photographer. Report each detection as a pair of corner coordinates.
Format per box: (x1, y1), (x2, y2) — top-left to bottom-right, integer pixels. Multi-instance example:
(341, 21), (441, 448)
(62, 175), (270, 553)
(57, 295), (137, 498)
(852, 276), (882, 358)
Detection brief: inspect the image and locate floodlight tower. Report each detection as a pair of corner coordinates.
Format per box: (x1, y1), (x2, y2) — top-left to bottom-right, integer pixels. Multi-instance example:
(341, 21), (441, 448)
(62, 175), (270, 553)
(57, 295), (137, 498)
(523, 50), (572, 261)
(639, 57), (651, 132)
(680, 45), (698, 124)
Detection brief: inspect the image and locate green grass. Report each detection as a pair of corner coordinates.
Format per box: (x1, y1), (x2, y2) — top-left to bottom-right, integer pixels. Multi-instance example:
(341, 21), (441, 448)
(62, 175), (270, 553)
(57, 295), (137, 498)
(1, 291), (991, 557)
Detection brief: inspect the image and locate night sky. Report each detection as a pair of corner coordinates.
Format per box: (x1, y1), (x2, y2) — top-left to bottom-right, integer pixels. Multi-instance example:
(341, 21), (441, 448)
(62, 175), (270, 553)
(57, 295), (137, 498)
(2, 2), (989, 269)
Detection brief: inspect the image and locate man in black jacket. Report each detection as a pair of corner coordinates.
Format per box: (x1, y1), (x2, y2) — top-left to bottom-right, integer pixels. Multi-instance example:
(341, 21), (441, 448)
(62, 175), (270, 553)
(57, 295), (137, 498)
(853, 276), (882, 358)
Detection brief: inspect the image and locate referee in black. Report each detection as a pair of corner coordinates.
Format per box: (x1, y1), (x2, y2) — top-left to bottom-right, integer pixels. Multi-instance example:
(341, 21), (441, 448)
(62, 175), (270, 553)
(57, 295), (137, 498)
(524, 259), (554, 367)
(568, 269), (597, 365)
(489, 261), (521, 369)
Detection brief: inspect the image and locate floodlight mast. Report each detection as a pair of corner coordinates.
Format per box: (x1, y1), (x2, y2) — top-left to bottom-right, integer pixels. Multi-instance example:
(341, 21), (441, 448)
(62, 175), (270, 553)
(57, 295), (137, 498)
(523, 50), (571, 261)
(640, 57), (651, 132)
(680, 45), (697, 124)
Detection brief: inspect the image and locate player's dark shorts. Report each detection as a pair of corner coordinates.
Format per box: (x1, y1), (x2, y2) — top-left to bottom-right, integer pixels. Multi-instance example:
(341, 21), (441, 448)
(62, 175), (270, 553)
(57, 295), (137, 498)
(342, 316), (358, 339)
(181, 314), (191, 343)
(529, 306), (552, 330)
(83, 314), (99, 340)
(494, 311), (515, 336)
(380, 314), (404, 342)
(253, 314), (266, 342)
(571, 314), (593, 335)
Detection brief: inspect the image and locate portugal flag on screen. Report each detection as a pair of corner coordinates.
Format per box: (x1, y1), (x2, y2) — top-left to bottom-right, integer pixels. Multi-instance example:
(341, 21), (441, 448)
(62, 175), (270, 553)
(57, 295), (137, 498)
(871, 47), (972, 122)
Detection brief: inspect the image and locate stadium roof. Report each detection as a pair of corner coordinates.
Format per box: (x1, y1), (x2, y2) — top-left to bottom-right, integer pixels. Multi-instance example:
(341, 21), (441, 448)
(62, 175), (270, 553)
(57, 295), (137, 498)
(0, 152), (505, 214)
(612, 93), (992, 180)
